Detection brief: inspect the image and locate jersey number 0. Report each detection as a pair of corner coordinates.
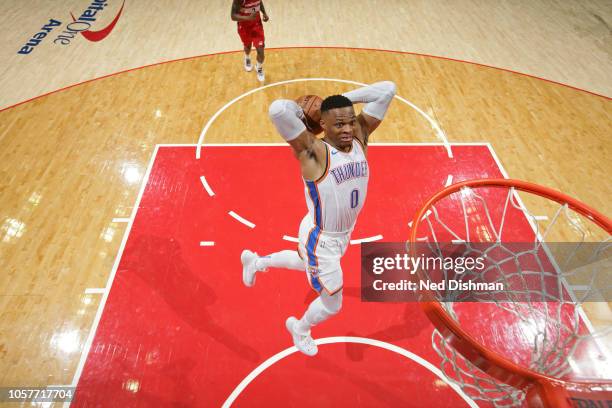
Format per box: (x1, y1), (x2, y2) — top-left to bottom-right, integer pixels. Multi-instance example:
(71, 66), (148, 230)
(350, 189), (359, 209)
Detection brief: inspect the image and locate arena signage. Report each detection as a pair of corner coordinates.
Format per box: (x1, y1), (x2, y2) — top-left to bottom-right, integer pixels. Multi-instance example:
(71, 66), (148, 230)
(17, 0), (124, 55)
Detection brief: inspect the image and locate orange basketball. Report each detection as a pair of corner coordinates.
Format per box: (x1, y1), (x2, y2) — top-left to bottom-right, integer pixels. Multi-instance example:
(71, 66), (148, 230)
(296, 95), (323, 135)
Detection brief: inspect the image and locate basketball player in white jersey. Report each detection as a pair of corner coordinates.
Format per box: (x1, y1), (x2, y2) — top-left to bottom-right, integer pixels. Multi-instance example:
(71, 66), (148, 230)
(241, 81), (397, 356)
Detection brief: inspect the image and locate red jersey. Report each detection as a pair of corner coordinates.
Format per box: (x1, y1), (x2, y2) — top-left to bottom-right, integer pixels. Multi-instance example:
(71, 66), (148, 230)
(239, 0), (261, 20)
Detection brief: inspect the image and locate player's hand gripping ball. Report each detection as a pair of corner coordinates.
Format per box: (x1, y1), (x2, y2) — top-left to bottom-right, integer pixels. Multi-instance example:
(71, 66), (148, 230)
(295, 95), (323, 135)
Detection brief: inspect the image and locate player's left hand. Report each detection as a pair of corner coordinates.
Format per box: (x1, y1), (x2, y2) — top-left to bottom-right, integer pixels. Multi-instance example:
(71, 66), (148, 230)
(262, 13), (269, 22)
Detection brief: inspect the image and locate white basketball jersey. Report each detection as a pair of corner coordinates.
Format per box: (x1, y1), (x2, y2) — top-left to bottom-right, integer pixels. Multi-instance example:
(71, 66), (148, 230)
(303, 139), (369, 233)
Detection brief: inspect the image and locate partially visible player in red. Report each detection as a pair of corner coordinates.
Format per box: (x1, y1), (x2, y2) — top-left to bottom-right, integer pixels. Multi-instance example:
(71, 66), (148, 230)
(231, 0), (269, 82)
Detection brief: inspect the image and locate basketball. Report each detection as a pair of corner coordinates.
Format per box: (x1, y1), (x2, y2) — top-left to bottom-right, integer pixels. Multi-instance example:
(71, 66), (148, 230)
(296, 95), (323, 135)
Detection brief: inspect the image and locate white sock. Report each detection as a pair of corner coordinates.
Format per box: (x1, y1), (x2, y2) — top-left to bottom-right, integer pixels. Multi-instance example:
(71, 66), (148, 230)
(295, 291), (343, 335)
(256, 250), (304, 271)
(245, 54), (251, 61)
(256, 62), (263, 70)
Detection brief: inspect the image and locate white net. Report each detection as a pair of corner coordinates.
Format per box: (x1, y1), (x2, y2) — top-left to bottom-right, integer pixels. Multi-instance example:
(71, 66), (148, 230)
(412, 184), (611, 407)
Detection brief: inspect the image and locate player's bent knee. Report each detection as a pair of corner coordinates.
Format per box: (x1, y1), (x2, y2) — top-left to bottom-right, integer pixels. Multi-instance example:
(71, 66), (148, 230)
(321, 291), (342, 315)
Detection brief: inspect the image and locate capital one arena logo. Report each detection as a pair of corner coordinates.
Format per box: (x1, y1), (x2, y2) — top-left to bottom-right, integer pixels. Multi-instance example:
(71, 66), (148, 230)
(17, 0), (125, 55)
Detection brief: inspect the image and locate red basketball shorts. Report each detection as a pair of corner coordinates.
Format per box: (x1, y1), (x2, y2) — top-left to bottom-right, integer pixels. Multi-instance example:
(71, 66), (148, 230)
(237, 20), (265, 48)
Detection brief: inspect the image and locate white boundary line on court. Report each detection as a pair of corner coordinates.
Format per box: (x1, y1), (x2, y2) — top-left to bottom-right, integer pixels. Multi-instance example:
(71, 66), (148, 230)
(350, 235), (383, 245)
(157, 142), (486, 147)
(221, 336), (478, 408)
(84, 288), (105, 294)
(484, 143), (507, 179)
(445, 175), (454, 187)
(195, 78), (452, 160)
(69, 145), (161, 394)
(228, 211), (256, 228)
(200, 176), (215, 197)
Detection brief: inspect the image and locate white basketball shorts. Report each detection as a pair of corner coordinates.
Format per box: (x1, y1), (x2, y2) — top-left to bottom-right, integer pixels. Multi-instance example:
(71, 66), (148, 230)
(297, 215), (351, 295)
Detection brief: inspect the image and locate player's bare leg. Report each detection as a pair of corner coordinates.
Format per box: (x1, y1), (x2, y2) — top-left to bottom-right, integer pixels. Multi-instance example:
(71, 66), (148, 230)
(287, 290), (343, 356)
(255, 46), (265, 81)
(241, 249), (304, 287)
(243, 44), (253, 72)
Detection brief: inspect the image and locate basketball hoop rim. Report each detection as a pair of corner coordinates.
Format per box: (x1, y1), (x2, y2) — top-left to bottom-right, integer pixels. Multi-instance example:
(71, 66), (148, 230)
(408, 178), (612, 400)
(410, 179), (612, 236)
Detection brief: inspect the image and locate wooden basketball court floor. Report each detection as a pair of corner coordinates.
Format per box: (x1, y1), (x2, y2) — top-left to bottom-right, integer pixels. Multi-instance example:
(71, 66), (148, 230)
(0, 1), (610, 406)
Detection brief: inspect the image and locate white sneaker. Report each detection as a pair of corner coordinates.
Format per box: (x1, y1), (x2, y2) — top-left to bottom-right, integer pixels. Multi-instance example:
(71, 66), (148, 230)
(241, 250), (258, 287)
(285, 316), (318, 356)
(256, 66), (265, 82)
(244, 58), (253, 72)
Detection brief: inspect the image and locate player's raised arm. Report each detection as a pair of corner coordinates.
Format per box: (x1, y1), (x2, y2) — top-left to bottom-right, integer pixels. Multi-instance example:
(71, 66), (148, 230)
(342, 81), (396, 144)
(268, 99), (326, 181)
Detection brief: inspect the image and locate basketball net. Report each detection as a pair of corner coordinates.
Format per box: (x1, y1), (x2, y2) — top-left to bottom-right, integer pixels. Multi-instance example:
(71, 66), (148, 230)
(408, 179), (611, 407)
